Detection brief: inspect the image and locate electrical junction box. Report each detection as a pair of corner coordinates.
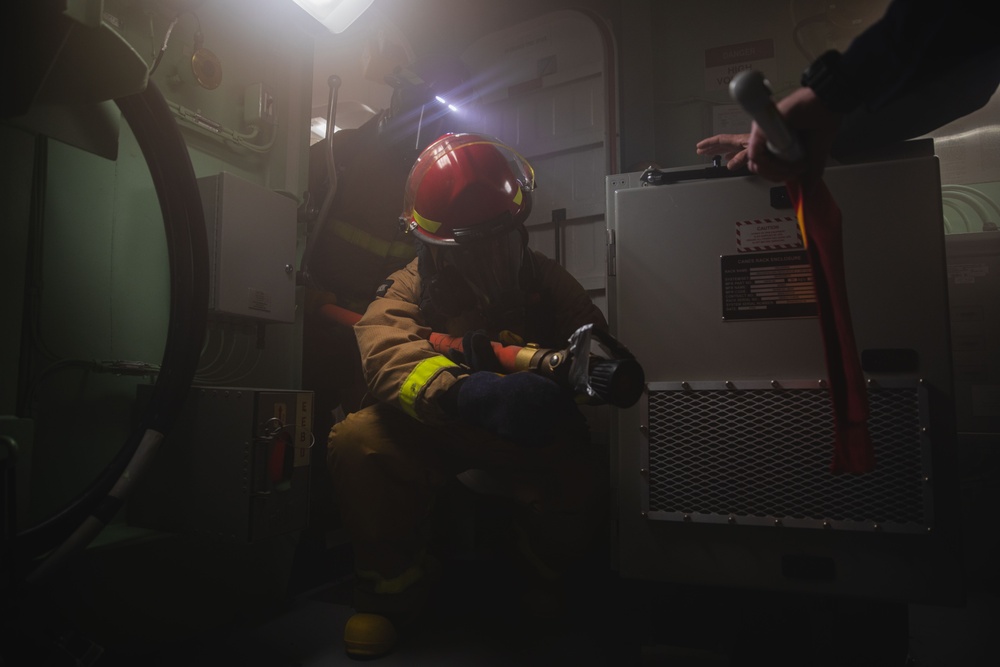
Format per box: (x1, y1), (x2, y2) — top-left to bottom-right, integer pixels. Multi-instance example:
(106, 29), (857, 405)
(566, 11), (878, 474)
(608, 154), (963, 604)
(198, 172), (297, 323)
(127, 386), (314, 543)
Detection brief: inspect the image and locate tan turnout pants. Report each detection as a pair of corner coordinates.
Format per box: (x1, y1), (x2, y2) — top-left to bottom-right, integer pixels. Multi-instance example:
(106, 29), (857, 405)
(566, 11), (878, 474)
(327, 402), (606, 590)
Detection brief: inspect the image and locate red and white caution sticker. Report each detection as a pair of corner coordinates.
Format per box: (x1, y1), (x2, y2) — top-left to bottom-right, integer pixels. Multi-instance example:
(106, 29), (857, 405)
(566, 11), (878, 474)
(736, 217), (803, 253)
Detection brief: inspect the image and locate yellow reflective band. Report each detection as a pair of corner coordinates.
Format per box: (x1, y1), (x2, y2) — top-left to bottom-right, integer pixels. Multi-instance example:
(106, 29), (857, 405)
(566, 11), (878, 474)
(332, 220), (415, 260)
(399, 355), (458, 419)
(356, 563), (425, 595)
(513, 187), (523, 206)
(412, 209), (442, 234)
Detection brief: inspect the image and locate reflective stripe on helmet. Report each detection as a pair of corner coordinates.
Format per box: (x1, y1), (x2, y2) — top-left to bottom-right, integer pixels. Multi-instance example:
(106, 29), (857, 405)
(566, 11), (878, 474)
(399, 354), (458, 419)
(402, 133), (535, 244)
(413, 209), (443, 235)
(413, 185), (524, 243)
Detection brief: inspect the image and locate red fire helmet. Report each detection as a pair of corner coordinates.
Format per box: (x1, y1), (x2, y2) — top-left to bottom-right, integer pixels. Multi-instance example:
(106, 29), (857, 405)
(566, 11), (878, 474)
(400, 133), (535, 246)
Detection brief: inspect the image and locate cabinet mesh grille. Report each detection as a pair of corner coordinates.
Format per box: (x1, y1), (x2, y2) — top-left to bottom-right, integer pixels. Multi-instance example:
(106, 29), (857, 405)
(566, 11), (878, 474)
(646, 385), (928, 530)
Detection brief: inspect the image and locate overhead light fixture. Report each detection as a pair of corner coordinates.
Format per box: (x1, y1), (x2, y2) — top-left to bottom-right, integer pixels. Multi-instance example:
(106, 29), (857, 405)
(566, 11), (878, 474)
(292, 0), (375, 34)
(434, 95), (459, 112)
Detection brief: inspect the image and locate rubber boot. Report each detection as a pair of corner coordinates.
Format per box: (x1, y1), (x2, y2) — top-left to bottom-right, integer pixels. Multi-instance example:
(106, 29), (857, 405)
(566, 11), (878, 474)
(343, 555), (440, 658)
(343, 613), (397, 658)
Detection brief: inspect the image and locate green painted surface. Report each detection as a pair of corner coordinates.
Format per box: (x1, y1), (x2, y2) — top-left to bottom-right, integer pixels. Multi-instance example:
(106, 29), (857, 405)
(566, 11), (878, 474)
(3, 0), (315, 528)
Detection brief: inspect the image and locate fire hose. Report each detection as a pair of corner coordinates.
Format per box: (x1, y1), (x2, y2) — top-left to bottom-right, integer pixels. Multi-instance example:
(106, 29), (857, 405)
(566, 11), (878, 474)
(430, 324), (645, 409)
(318, 304), (645, 408)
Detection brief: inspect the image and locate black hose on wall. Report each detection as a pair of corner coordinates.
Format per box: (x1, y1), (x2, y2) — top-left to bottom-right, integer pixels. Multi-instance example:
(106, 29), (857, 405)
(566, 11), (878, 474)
(13, 80), (209, 575)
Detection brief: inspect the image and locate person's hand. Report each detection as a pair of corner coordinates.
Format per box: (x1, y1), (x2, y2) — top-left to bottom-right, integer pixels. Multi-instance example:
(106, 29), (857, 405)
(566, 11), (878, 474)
(447, 371), (584, 448)
(460, 330), (504, 373)
(695, 133), (751, 171)
(745, 86), (843, 191)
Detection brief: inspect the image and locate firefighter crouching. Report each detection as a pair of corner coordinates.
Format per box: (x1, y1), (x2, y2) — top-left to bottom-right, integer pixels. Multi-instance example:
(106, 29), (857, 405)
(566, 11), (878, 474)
(327, 133), (611, 658)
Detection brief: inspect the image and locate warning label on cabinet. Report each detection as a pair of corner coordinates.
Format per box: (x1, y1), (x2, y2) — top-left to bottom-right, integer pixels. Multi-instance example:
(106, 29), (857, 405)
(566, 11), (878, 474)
(736, 217), (802, 253)
(721, 251), (816, 320)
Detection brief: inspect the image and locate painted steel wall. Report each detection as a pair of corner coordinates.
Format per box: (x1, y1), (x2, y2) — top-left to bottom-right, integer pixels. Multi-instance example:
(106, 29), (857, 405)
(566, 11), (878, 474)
(2, 0), (315, 524)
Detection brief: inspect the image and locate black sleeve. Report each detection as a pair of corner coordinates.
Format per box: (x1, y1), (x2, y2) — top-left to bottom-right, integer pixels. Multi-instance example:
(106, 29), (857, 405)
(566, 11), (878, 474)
(840, 0), (999, 113)
(830, 0), (1000, 159)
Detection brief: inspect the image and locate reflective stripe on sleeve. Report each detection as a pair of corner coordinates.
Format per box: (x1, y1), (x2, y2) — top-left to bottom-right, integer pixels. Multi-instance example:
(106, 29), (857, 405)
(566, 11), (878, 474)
(399, 355), (458, 419)
(331, 219), (416, 260)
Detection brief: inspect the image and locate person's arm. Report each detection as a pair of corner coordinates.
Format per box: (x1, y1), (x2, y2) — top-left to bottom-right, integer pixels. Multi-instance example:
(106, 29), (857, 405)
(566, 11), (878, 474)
(833, 0), (997, 116)
(746, 0), (999, 186)
(354, 258), (465, 423)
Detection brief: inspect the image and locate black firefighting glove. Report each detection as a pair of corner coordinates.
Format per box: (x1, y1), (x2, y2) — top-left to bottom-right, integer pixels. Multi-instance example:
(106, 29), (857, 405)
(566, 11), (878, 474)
(460, 329), (504, 373)
(443, 371), (585, 448)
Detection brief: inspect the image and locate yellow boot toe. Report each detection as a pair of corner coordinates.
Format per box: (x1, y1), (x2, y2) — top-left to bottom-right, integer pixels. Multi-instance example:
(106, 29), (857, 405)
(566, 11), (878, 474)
(344, 612), (397, 658)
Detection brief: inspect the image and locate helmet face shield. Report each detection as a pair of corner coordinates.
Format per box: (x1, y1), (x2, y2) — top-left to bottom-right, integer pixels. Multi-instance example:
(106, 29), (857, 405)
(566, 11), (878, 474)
(438, 223), (528, 317)
(401, 133), (535, 246)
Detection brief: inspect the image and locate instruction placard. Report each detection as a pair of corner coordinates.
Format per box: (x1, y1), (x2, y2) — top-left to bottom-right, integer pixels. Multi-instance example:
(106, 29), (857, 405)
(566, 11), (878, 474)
(721, 251), (816, 320)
